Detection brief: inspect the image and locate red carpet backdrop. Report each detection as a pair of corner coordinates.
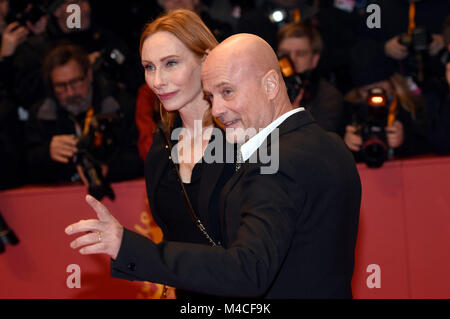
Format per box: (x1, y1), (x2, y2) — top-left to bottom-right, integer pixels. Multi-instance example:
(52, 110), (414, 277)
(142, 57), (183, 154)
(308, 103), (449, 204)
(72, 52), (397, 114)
(1, 156), (450, 299)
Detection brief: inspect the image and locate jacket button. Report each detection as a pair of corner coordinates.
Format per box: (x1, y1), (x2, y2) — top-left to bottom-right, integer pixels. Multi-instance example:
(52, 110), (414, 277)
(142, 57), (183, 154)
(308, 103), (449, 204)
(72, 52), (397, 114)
(128, 263), (136, 271)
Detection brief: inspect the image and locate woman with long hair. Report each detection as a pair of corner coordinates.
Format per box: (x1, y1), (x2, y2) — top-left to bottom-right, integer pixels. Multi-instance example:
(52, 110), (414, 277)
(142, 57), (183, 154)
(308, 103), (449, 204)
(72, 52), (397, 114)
(140, 9), (235, 299)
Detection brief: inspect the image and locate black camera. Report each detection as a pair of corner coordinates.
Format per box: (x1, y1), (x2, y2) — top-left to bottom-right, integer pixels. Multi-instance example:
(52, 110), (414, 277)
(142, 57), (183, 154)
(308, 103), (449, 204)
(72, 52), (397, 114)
(398, 27), (431, 53)
(355, 88), (391, 168)
(75, 113), (119, 201)
(279, 55), (304, 103)
(0, 212), (19, 254)
(398, 26), (432, 84)
(93, 48), (126, 83)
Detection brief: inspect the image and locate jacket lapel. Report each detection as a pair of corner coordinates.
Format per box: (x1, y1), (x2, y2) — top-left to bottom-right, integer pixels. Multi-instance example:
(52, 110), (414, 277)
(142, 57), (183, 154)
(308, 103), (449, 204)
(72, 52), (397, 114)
(218, 161), (247, 245)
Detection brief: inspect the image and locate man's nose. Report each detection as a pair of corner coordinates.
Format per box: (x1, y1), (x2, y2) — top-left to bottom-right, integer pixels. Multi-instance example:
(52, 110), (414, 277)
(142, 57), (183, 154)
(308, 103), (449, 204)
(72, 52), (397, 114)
(65, 85), (76, 96)
(211, 99), (226, 119)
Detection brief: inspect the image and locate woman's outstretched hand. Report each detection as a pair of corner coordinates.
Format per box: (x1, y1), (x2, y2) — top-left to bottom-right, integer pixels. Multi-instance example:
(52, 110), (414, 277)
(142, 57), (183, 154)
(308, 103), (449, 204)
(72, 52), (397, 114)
(65, 195), (124, 260)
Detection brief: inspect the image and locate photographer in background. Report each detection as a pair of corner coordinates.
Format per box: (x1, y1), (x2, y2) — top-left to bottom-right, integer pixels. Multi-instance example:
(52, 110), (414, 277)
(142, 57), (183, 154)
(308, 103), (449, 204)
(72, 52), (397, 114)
(1, 0), (48, 93)
(363, 0), (448, 88)
(24, 44), (143, 189)
(276, 22), (343, 133)
(0, 0), (48, 190)
(48, 0), (140, 91)
(12, 0), (141, 112)
(342, 40), (430, 166)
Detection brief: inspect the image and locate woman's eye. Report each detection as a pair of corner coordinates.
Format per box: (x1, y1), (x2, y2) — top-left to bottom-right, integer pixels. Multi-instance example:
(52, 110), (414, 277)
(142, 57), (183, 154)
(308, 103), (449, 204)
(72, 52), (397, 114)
(167, 60), (178, 67)
(143, 64), (155, 71)
(223, 89), (232, 95)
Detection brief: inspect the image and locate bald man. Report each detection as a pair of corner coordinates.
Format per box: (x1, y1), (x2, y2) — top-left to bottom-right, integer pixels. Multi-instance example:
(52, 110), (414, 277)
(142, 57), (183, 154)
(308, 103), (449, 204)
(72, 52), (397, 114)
(66, 34), (361, 298)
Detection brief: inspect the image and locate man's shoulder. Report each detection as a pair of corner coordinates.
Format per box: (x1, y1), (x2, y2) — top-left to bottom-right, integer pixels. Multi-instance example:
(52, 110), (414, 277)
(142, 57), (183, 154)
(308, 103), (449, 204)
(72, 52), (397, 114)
(35, 98), (58, 121)
(275, 121), (356, 172)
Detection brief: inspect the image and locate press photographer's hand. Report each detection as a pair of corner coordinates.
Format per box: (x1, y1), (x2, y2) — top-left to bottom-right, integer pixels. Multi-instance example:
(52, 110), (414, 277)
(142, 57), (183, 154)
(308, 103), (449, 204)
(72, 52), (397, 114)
(428, 34), (444, 56)
(344, 125), (363, 152)
(386, 120), (404, 149)
(65, 195), (123, 260)
(88, 51), (101, 65)
(0, 22), (29, 58)
(385, 35), (408, 60)
(50, 134), (78, 164)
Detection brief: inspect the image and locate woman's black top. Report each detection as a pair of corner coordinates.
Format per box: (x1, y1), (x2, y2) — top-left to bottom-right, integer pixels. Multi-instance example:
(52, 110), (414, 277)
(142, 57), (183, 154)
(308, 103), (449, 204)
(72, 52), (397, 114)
(154, 157), (215, 245)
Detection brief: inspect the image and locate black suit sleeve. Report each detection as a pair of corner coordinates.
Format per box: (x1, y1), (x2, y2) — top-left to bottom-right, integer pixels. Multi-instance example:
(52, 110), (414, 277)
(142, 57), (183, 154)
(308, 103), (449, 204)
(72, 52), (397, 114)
(111, 163), (305, 297)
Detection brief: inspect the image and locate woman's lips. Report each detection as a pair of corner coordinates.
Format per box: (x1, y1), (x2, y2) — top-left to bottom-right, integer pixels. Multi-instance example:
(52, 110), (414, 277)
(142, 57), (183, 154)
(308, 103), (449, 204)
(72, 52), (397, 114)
(158, 91), (179, 101)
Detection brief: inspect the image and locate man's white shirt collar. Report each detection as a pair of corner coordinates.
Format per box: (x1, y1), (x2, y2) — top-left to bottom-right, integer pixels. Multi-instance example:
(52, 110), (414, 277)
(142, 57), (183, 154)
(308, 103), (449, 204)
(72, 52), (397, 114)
(240, 107), (305, 162)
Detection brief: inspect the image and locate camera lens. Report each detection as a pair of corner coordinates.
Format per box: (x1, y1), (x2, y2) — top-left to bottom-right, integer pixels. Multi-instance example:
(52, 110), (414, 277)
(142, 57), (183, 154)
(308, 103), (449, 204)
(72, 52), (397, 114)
(362, 138), (388, 168)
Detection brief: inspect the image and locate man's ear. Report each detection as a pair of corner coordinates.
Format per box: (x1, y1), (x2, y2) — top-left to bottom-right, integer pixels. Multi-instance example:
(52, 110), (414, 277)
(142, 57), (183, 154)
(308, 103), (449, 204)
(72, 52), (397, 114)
(263, 69), (280, 100)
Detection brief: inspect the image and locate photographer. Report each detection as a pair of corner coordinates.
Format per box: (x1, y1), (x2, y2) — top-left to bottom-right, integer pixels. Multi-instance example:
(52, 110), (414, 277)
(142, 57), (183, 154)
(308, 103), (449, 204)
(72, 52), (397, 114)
(276, 22), (343, 133)
(363, 0), (448, 87)
(0, 0), (48, 92)
(342, 41), (430, 165)
(0, 0), (45, 190)
(24, 44), (143, 188)
(12, 0), (141, 111)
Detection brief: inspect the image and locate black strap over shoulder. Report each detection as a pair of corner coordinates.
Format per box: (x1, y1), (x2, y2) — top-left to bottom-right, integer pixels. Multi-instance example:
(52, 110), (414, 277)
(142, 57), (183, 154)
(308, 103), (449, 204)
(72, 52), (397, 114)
(158, 127), (219, 247)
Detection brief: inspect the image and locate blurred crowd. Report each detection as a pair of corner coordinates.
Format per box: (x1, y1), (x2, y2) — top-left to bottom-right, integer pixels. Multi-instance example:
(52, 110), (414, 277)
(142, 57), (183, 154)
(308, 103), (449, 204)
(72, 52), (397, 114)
(0, 0), (449, 192)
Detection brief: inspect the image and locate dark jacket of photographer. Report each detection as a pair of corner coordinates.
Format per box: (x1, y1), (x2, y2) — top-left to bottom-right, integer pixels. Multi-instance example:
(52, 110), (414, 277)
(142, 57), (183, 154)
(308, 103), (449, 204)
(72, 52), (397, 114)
(0, 38), (25, 190)
(0, 95), (25, 190)
(424, 84), (450, 155)
(24, 77), (143, 185)
(300, 70), (343, 133)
